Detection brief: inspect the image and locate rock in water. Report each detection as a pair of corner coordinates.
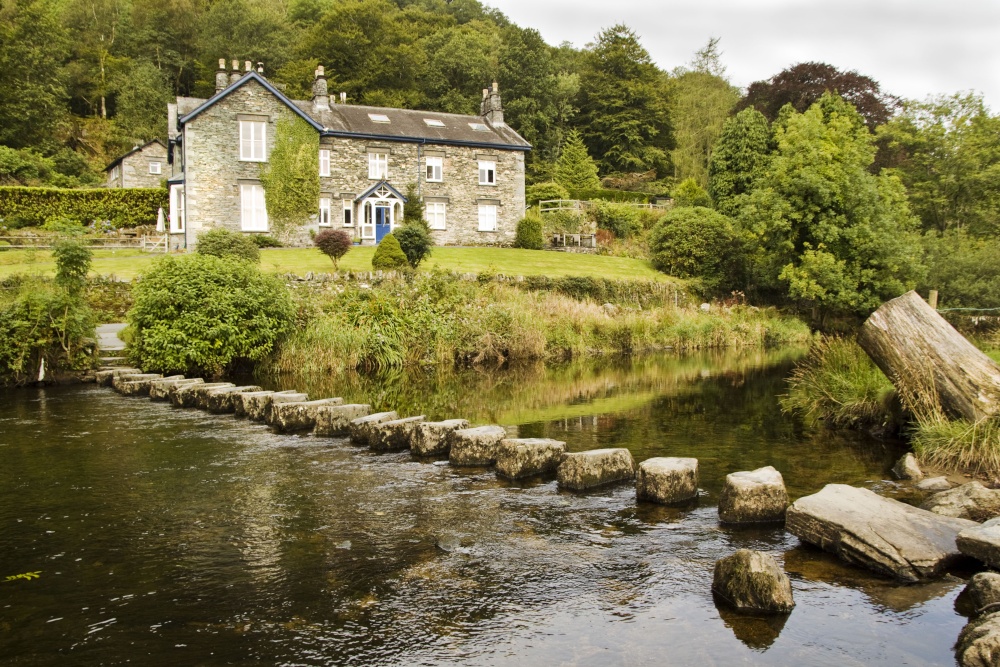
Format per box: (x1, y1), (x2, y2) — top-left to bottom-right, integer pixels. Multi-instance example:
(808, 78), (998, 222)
(410, 419), (470, 457)
(495, 438), (565, 479)
(556, 448), (635, 491)
(718, 466), (788, 524)
(917, 477), (953, 492)
(956, 612), (1000, 667)
(448, 426), (508, 467)
(712, 549), (795, 613)
(923, 482), (1000, 522)
(966, 572), (1000, 612)
(636, 457), (699, 505)
(787, 484), (977, 582)
(892, 453), (924, 481)
(958, 518), (1000, 569)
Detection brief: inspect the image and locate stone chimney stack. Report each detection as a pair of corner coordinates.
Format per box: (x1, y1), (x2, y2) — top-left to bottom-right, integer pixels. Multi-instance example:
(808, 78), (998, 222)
(229, 60), (241, 85)
(215, 59), (228, 93)
(312, 65), (329, 113)
(480, 80), (504, 126)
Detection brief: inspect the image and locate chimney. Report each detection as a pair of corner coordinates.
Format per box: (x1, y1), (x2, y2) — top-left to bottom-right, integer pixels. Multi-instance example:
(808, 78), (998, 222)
(215, 58), (228, 93)
(481, 80), (504, 126)
(229, 60), (240, 85)
(340, 92), (347, 104)
(312, 65), (329, 113)
(257, 62), (264, 74)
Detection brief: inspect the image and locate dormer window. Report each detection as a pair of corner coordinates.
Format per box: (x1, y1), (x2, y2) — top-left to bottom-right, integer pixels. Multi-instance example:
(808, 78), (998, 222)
(368, 113), (390, 123)
(239, 120), (266, 161)
(424, 119), (445, 127)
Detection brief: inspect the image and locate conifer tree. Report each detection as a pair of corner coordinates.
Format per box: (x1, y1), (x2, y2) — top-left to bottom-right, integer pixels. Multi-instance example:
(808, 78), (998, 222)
(555, 130), (601, 191)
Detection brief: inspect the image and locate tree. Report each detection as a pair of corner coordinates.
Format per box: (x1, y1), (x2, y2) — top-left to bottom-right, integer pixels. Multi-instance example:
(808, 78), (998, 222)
(314, 229), (352, 269)
(735, 62), (898, 131)
(371, 233), (409, 270)
(403, 183), (425, 227)
(575, 24), (673, 175)
(670, 178), (712, 208)
(53, 238), (93, 296)
(554, 130), (600, 191)
(112, 59), (173, 145)
(708, 108), (772, 216)
(649, 206), (742, 295)
(393, 224), (432, 268)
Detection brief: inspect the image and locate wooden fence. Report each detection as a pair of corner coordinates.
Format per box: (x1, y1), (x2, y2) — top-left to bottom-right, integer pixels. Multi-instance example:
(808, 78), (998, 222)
(539, 199), (672, 215)
(0, 235), (169, 252)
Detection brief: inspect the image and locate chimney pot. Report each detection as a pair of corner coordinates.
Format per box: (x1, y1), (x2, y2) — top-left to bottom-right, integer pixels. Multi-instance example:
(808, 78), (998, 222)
(218, 58), (226, 69)
(492, 81), (498, 92)
(482, 88), (489, 99)
(232, 59), (239, 71)
(316, 65), (325, 78)
(340, 92), (347, 103)
(257, 62), (264, 74)
(244, 61), (252, 72)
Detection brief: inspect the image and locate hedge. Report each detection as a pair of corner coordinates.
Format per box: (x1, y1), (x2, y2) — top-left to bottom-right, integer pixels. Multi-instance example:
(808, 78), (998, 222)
(568, 188), (651, 204)
(0, 186), (168, 229)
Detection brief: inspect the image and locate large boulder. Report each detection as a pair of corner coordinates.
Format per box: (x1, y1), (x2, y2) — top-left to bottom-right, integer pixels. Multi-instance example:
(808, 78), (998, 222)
(966, 572), (1000, 612)
(956, 611), (1000, 667)
(923, 482), (1000, 522)
(958, 518), (1000, 569)
(203, 385), (263, 414)
(712, 549), (795, 613)
(448, 425), (508, 467)
(892, 452), (924, 481)
(787, 484), (978, 582)
(314, 404), (372, 437)
(636, 457), (699, 505)
(269, 398), (344, 432)
(411, 419), (470, 457)
(718, 466), (788, 524)
(149, 377), (201, 401)
(495, 438), (566, 479)
(369, 416), (425, 451)
(349, 411), (399, 447)
(557, 448), (636, 491)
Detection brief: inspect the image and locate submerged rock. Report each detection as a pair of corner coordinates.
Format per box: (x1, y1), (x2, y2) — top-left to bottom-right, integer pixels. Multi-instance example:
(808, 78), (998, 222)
(348, 411), (399, 447)
(448, 425), (508, 466)
(786, 484), (977, 582)
(892, 453), (924, 481)
(718, 466), (788, 524)
(369, 416), (426, 451)
(712, 549), (795, 613)
(923, 482), (1000, 522)
(556, 448), (635, 491)
(270, 398), (344, 432)
(917, 477), (953, 492)
(495, 438), (565, 479)
(410, 419), (470, 457)
(314, 404), (371, 437)
(636, 457), (699, 505)
(958, 518), (1000, 569)
(956, 611), (1000, 667)
(966, 572), (1000, 612)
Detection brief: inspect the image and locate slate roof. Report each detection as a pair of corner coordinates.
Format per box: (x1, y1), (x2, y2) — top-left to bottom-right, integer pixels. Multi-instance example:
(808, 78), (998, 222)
(105, 139), (167, 172)
(176, 72), (530, 152)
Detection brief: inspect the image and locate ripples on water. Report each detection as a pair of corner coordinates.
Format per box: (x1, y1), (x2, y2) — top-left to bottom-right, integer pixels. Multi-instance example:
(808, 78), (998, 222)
(0, 351), (971, 665)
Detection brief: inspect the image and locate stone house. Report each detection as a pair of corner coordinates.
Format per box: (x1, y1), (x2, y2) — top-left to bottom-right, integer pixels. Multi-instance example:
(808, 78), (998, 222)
(166, 60), (530, 248)
(105, 139), (168, 188)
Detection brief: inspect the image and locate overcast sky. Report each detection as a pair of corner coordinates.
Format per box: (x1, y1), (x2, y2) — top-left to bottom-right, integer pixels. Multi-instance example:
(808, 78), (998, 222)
(487, 0), (1000, 110)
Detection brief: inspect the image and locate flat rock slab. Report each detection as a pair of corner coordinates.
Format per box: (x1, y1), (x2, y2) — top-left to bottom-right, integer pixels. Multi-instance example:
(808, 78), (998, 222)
(118, 374), (180, 397)
(370, 416), (426, 451)
(150, 377), (201, 401)
(96, 367), (142, 387)
(239, 391), (307, 422)
(112, 373), (163, 394)
(787, 484), (978, 582)
(314, 404), (372, 437)
(411, 419), (470, 457)
(349, 412), (399, 447)
(923, 482), (1000, 522)
(495, 438), (565, 479)
(204, 385), (264, 414)
(191, 383), (237, 410)
(269, 398), (344, 432)
(958, 518), (1000, 569)
(449, 425), (508, 467)
(234, 390), (287, 418)
(171, 382), (233, 408)
(712, 549), (795, 613)
(956, 611), (1000, 667)
(636, 457), (699, 505)
(557, 448), (636, 491)
(719, 466), (788, 524)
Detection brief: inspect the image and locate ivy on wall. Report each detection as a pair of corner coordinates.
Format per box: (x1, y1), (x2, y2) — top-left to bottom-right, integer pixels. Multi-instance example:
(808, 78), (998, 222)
(259, 116), (319, 237)
(0, 187), (166, 228)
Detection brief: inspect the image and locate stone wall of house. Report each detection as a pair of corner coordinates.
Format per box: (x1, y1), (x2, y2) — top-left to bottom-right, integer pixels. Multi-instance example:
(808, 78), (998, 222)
(106, 144), (168, 189)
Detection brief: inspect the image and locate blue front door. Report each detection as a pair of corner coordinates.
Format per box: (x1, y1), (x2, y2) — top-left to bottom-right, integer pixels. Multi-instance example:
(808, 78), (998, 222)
(375, 206), (391, 242)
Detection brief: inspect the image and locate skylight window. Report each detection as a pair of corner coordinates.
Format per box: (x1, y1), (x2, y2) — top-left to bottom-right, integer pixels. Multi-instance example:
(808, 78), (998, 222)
(368, 113), (390, 123)
(424, 119), (445, 127)
(468, 122), (490, 132)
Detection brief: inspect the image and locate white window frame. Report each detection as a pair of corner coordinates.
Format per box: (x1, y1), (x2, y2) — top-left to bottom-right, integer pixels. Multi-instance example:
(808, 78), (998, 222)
(239, 120), (267, 162)
(111, 164), (120, 181)
(478, 160), (496, 186)
(425, 202), (446, 230)
(425, 156), (443, 182)
(169, 185), (185, 233)
(343, 200), (353, 227)
(319, 197), (331, 226)
(319, 149), (330, 177)
(240, 183), (268, 231)
(148, 162), (162, 175)
(478, 204), (497, 232)
(368, 152), (388, 179)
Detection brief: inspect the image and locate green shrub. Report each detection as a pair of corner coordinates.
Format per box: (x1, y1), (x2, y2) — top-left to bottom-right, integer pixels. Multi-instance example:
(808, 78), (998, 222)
(650, 206), (743, 294)
(514, 215), (544, 249)
(127, 254), (294, 376)
(53, 237), (93, 295)
(394, 223), (433, 268)
(85, 277), (133, 322)
(371, 233), (410, 270)
(594, 201), (642, 238)
(195, 228), (261, 263)
(314, 229), (353, 268)
(526, 181), (570, 206)
(0, 186), (166, 228)
(251, 234), (283, 248)
(670, 178), (712, 208)
(543, 210), (582, 234)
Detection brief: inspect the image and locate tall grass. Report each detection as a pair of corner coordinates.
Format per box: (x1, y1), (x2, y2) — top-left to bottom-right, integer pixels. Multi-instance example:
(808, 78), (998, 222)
(912, 418), (1000, 478)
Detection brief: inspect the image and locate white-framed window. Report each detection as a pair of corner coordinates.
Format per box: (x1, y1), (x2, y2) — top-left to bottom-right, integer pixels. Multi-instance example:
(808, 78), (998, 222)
(478, 160), (496, 185)
(478, 204), (497, 231)
(149, 162), (162, 175)
(368, 152), (388, 179)
(240, 183), (268, 231)
(343, 200), (353, 227)
(239, 120), (266, 161)
(319, 149), (330, 177)
(426, 156), (443, 182)
(368, 113), (390, 123)
(319, 197), (331, 226)
(424, 119), (445, 127)
(169, 185), (185, 233)
(110, 164), (120, 181)
(425, 202), (446, 230)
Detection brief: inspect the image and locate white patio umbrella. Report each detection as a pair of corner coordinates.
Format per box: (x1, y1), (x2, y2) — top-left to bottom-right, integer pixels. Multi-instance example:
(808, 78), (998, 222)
(156, 207), (165, 233)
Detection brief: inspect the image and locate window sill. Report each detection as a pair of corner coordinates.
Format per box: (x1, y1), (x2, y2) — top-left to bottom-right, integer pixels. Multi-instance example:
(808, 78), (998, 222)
(239, 158), (267, 163)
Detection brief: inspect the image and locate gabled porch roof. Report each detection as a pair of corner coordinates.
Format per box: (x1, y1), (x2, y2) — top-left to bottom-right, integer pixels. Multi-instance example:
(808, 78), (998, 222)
(354, 180), (408, 203)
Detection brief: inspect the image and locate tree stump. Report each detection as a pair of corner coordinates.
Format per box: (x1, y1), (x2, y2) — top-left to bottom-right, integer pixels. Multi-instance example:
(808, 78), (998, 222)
(857, 290), (1000, 421)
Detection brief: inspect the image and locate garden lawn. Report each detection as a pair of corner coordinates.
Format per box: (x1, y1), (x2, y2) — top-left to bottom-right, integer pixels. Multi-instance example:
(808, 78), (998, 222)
(0, 246), (668, 282)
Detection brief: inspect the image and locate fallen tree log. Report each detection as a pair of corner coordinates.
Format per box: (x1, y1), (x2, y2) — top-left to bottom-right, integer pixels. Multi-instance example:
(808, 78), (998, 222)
(857, 290), (1000, 422)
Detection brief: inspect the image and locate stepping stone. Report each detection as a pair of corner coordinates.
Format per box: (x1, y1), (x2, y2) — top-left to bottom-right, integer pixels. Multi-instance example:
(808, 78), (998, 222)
(150, 377), (201, 401)
(557, 448), (636, 491)
(191, 382), (237, 410)
(719, 466), (788, 524)
(448, 425), (508, 467)
(787, 484), (977, 582)
(712, 549), (794, 613)
(117, 374), (178, 397)
(636, 457), (699, 505)
(233, 390), (283, 418)
(314, 404), (371, 437)
(96, 367), (142, 386)
(349, 412), (399, 447)
(958, 518), (1000, 569)
(269, 398), (344, 432)
(203, 385), (264, 414)
(495, 438), (565, 480)
(261, 392), (310, 423)
(170, 382), (232, 408)
(238, 391), (307, 422)
(111, 373), (162, 394)
(370, 416), (425, 451)
(411, 419), (470, 457)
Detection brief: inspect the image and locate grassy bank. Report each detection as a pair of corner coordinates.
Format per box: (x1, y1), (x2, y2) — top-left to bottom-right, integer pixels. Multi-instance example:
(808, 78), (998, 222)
(267, 272), (810, 378)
